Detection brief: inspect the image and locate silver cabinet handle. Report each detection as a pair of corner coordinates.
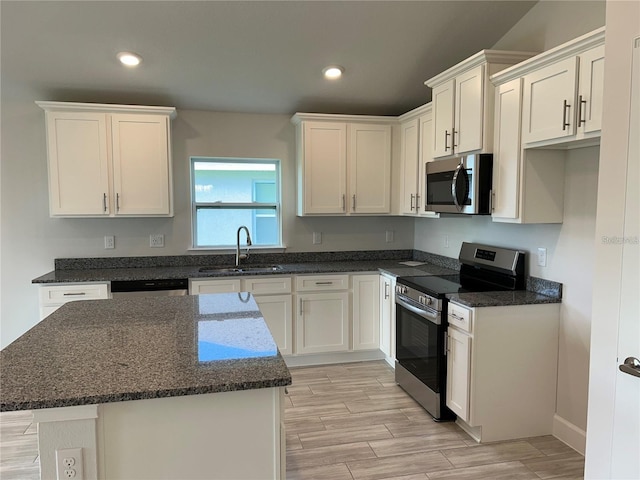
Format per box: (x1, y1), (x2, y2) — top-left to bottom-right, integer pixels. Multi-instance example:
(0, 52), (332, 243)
(410, 194), (415, 211)
(444, 332), (449, 355)
(452, 129), (457, 148)
(619, 357), (640, 378)
(444, 130), (450, 151)
(578, 95), (587, 127)
(384, 282), (390, 300)
(415, 194), (421, 212)
(490, 190), (495, 213)
(63, 292), (86, 296)
(299, 298), (303, 316)
(450, 312), (464, 320)
(315, 281), (333, 285)
(342, 194), (345, 211)
(562, 100), (571, 130)
(352, 194), (356, 211)
(103, 193), (107, 213)
(116, 193), (121, 211)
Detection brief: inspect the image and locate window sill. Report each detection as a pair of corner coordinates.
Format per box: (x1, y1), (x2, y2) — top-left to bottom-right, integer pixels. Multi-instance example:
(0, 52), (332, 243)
(188, 245), (287, 254)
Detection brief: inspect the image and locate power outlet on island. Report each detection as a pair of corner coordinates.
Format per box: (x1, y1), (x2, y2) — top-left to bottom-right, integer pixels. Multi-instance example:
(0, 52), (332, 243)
(150, 234), (164, 248)
(56, 448), (84, 480)
(104, 235), (115, 249)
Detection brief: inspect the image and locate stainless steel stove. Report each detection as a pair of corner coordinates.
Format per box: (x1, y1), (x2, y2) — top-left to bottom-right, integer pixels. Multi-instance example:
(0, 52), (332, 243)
(394, 242), (526, 421)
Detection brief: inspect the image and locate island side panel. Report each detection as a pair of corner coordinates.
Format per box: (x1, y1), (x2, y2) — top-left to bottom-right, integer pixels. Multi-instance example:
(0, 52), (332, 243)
(98, 387), (284, 480)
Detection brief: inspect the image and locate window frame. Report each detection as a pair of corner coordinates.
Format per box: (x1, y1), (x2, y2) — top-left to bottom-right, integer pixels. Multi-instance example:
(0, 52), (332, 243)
(190, 157), (282, 249)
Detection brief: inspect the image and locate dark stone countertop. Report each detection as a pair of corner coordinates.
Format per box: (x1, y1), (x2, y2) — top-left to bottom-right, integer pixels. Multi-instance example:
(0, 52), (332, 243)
(31, 260), (458, 284)
(446, 290), (562, 308)
(0, 293), (291, 412)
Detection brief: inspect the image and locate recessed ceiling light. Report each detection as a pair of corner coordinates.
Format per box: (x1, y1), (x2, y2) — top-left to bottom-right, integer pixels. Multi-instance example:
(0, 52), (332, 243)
(323, 65), (344, 79)
(117, 51), (142, 67)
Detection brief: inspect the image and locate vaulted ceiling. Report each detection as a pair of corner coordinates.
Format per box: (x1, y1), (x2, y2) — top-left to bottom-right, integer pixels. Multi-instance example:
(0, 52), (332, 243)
(1, 1), (537, 115)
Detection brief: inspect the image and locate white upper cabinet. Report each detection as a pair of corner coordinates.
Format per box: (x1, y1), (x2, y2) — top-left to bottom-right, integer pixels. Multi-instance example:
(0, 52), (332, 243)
(37, 101), (176, 217)
(398, 103), (439, 218)
(520, 28), (605, 147)
(426, 50), (536, 160)
(292, 113), (392, 216)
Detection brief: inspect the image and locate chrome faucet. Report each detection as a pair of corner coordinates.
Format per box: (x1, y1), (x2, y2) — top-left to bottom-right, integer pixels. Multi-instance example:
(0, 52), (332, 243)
(236, 226), (252, 266)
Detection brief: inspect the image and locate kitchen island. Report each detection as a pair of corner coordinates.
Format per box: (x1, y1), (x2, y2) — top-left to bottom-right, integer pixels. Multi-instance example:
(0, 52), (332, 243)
(0, 293), (291, 479)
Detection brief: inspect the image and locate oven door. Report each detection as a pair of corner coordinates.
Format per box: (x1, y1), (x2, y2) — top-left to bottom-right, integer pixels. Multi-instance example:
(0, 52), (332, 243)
(425, 157), (475, 214)
(395, 296), (445, 394)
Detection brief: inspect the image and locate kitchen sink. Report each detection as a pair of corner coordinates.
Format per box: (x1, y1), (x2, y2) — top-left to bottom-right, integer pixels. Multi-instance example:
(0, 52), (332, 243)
(199, 265), (282, 274)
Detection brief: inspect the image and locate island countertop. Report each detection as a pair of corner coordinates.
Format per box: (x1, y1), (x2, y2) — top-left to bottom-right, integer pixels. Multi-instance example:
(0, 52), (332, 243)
(0, 293), (292, 412)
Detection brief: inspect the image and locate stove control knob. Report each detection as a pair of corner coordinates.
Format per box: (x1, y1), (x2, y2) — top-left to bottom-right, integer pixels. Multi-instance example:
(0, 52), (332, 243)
(425, 297), (433, 306)
(418, 295), (426, 305)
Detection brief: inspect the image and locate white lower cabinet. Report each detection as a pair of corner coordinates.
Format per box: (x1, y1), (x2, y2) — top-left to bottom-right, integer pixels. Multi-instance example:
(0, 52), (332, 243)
(191, 273), (383, 360)
(446, 301), (560, 443)
(379, 273), (396, 363)
(352, 274), (380, 351)
(296, 291), (350, 354)
(38, 283), (110, 320)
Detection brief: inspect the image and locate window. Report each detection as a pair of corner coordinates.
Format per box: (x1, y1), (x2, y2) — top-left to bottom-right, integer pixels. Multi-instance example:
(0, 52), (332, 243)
(191, 158), (281, 248)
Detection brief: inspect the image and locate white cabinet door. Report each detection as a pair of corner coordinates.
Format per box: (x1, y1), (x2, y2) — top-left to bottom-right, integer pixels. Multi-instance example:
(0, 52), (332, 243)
(577, 45), (605, 135)
(45, 111), (110, 216)
(352, 275), (380, 351)
(492, 78), (523, 221)
(454, 65), (484, 154)
(349, 124), (391, 214)
(399, 118), (420, 215)
(447, 326), (471, 422)
(301, 122), (347, 214)
(296, 292), (349, 354)
(418, 113), (439, 217)
(253, 294), (293, 356)
(522, 57), (579, 144)
(432, 79), (455, 158)
(111, 114), (172, 216)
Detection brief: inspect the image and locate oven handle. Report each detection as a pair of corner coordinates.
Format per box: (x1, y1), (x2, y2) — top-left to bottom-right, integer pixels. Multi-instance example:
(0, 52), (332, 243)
(396, 296), (441, 325)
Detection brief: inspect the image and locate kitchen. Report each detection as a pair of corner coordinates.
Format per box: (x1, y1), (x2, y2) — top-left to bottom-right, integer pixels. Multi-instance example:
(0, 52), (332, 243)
(1, 1), (637, 479)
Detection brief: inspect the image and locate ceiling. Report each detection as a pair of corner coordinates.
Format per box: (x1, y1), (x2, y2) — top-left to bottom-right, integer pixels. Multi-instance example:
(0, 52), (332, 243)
(1, 1), (537, 116)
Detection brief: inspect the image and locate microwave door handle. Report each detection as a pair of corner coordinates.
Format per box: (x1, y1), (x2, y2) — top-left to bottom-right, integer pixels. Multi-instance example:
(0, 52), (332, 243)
(451, 162), (465, 212)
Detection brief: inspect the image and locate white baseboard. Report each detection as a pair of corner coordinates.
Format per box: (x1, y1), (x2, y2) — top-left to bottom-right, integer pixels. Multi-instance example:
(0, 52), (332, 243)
(283, 350), (385, 368)
(553, 413), (586, 455)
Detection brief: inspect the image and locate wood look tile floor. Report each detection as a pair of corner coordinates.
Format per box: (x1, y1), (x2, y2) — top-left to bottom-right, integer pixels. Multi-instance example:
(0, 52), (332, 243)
(285, 361), (585, 480)
(0, 360), (585, 480)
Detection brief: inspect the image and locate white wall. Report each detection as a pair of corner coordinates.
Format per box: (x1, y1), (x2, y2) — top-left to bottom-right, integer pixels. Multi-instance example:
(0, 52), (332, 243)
(413, 0), (606, 447)
(0, 102), (413, 348)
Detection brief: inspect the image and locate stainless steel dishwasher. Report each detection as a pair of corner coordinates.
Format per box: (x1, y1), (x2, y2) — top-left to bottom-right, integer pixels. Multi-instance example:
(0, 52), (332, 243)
(110, 279), (189, 298)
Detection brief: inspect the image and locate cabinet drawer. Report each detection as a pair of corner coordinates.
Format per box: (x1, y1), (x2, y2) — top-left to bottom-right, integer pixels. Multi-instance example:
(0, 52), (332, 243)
(295, 275), (349, 291)
(242, 277), (292, 295)
(39, 283), (109, 305)
(448, 302), (472, 333)
(189, 279), (241, 294)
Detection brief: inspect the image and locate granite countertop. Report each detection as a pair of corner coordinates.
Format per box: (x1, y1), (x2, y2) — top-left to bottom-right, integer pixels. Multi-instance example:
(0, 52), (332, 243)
(446, 290), (561, 308)
(31, 260), (459, 284)
(0, 293), (292, 412)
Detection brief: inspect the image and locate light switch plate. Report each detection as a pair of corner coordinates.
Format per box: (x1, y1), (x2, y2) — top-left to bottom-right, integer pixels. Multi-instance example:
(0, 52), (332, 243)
(385, 230), (394, 243)
(537, 247), (547, 267)
(312, 232), (322, 245)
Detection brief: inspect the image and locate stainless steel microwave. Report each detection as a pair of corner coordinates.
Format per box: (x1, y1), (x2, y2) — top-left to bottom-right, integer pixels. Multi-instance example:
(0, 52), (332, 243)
(425, 154), (493, 214)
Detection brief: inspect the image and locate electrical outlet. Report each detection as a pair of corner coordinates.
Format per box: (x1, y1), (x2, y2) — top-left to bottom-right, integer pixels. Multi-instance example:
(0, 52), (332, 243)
(56, 448), (83, 480)
(443, 235), (449, 248)
(537, 247), (547, 267)
(150, 234), (164, 248)
(385, 230), (394, 243)
(104, 235), (115, 249)
(312, 232), (322, 245)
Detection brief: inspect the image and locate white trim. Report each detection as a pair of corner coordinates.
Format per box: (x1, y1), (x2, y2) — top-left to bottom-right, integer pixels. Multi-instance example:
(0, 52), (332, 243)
(553, 413), (587, 455)
(32, 404), (99, 423)
(291, 112), (397, 125)
(36, 101), (177, 119)
(283, 349), (385, 368)
(398, 103), (432, 122)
